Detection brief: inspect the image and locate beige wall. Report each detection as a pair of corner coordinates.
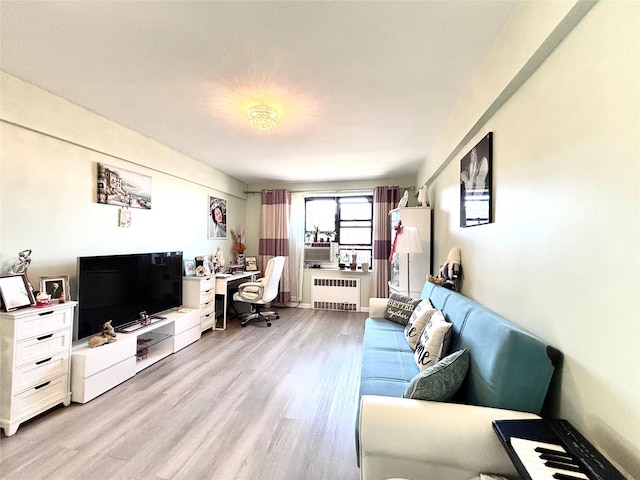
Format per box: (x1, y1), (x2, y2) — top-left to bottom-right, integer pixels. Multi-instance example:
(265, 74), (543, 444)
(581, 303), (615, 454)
(419, 1), (639, 476)
(0, 73), (247, 293)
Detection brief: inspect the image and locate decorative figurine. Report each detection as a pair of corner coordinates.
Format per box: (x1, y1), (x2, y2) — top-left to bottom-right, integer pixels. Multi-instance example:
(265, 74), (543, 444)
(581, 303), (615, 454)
(8, 249), (32, 275)
(88, 320), (117, 348)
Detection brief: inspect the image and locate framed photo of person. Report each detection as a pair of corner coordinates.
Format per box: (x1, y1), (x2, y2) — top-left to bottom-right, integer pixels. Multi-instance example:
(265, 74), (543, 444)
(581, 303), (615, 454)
(40, 275), (70, 302)
(0, 274), (35, 311)
(460, 132), (493, 228)
(184, 260), (196, 276)
(245, 256), (258, 271)
(208, 196), (228, 239)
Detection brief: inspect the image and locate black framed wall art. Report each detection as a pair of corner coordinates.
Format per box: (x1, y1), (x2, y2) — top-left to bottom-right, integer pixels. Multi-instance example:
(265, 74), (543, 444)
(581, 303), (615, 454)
(460, 132), (493, 228)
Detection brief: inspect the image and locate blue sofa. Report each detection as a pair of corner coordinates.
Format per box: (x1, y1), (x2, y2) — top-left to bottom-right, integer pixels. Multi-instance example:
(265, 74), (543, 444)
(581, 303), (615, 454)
(357, 281), (561, 480)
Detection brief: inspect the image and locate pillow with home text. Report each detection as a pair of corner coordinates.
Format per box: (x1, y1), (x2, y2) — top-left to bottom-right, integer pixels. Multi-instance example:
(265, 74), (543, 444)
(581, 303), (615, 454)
(403, 299), (437, 350)
(384, 293), (421, 326)
(414, 310), (452, 370)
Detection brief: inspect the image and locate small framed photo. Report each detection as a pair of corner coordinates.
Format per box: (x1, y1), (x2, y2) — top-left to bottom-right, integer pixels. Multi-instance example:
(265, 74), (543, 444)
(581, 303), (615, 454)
(184, 260), (196, 276)
(245, 256), (258, 271)
(40, 275), (70, 302)
(0, 274), (36, 312)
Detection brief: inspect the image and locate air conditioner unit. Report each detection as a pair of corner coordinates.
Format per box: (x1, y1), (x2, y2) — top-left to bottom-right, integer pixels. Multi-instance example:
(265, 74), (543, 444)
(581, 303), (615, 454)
(304, 242), (338, 266)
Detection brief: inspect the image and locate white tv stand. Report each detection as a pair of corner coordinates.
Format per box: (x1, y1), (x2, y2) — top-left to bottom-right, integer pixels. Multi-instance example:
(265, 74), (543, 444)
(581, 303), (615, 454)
(71, 308), (200, 403)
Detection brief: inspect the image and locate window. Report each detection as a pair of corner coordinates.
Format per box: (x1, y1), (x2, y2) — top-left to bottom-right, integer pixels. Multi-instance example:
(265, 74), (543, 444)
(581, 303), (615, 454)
(305, 195), (373, 265)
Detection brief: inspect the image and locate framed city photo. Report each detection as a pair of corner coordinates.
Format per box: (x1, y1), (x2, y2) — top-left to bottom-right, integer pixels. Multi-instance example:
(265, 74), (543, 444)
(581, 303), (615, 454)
(245, 256), (258, 271)
(0, 274), (35, 311)
(460, 132), (493, 228)
(40, 275), (70, 301)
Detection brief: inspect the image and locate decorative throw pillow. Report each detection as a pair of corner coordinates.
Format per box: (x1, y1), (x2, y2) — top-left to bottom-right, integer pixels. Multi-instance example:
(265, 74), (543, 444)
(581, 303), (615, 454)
(403, 299), (437, 350)
(384, 293), (421, 326)
(414, 311), (452, 370)
(403, 349), (469, 401)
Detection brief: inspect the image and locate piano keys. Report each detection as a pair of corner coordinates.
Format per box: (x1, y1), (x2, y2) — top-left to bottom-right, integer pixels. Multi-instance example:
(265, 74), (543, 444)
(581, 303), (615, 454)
(493, 419), (626, 480)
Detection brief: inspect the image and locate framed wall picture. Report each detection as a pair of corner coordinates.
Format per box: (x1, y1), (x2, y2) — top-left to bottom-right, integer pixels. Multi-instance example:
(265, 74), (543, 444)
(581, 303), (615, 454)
(208, 196), (228, 239)
(97, 163), (152, 209)
(0, 274), (35, 311)
(39, 275), (70, 301)
(460, 132), (493, 228)
(245, 256), (258, 271)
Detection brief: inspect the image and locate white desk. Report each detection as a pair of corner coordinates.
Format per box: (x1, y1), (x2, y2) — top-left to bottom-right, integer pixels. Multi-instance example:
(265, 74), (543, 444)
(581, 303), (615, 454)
(215, 271), (260, 329)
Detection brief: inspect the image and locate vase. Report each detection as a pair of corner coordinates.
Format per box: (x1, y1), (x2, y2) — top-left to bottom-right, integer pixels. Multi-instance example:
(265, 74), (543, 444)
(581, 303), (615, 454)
(236, 253), (245, 268)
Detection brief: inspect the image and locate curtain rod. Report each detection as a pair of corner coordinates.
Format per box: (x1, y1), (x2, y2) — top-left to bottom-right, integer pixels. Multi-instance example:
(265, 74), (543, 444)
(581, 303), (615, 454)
(243, 186), (415, 195)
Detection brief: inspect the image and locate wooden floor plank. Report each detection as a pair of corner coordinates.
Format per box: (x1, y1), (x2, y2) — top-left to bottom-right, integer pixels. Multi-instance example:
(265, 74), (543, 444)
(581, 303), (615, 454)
(0, 307), (364, 480)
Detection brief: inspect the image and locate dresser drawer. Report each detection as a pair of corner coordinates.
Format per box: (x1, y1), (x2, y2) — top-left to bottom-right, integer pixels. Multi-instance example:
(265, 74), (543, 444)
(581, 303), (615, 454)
(13, 353), (69, 393)
(199, 276), (215, 292)
(201, 300), (215, 317)
(11, 374), (69, 419)
(15, 330), (71, 367)
(201, 311), (216, 331)
(200, 288), (216, 304)
(16, 307), (73, 341)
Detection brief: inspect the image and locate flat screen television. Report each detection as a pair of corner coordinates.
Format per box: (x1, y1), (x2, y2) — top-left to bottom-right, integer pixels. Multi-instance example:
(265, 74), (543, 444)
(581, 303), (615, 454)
(76, 251), (183, 340)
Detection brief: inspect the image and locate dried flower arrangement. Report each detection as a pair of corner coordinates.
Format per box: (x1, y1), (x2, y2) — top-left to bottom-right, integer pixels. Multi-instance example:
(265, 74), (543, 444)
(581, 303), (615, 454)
(230, 228), (246, 254)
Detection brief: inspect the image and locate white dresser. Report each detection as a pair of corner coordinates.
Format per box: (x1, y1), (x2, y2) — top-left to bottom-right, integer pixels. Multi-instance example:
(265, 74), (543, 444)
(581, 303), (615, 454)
(182, 276), (216, 331)
(0, 301), (76, 436)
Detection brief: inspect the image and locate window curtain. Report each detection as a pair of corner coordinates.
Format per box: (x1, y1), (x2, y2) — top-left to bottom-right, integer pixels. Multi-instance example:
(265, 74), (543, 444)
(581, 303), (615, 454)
(259, 189), (291, 304)
(371, 186), (400, 298)
(288, 192), (306, 303)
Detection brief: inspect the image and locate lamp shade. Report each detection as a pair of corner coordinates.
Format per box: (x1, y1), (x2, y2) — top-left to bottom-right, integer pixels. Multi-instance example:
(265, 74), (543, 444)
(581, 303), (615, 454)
(395, 226), (422, 254)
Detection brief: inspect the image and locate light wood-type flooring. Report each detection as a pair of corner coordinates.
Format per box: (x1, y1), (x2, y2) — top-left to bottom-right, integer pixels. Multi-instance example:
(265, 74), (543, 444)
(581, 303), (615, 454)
(0, 307), (365, 480)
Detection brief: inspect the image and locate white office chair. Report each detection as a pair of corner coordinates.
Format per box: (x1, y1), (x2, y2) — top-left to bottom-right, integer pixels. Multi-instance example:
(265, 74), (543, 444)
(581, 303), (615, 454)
(232, 256), (285, 327)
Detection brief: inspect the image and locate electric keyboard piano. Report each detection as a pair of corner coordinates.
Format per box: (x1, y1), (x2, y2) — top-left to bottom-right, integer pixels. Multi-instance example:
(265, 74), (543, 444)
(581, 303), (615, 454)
(493, 419), (625, 480)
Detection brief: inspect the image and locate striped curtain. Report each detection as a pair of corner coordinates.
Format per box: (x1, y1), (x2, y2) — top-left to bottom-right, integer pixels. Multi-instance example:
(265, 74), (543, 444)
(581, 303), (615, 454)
(259, 189), (291, 304)
(371, 186), (400, 298)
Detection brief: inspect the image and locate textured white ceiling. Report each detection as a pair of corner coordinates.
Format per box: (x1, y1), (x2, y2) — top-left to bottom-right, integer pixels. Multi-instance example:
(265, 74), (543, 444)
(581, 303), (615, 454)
(0, 1), (517, 185)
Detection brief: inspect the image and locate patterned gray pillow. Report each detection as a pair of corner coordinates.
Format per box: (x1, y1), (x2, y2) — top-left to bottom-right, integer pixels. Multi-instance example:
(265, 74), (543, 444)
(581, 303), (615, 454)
(384, 293), (421, 326)
(403, 349), (469, 401)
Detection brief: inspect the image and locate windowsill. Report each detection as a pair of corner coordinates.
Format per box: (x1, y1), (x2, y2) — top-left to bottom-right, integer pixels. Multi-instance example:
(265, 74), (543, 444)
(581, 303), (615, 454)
(304, 266), (372, 273)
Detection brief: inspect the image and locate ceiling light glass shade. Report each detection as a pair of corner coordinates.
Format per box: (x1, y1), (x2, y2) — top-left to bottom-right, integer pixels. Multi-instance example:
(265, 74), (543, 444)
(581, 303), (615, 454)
(248, 104), (279, 131)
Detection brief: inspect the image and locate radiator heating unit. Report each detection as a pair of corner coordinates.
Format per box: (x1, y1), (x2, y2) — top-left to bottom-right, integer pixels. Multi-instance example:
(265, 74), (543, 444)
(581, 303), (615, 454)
(311, 277), (361, 311)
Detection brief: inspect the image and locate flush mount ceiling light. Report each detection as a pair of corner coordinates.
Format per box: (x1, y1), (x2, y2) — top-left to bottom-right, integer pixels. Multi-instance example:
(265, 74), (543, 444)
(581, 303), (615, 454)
(248, 104), (279, 131)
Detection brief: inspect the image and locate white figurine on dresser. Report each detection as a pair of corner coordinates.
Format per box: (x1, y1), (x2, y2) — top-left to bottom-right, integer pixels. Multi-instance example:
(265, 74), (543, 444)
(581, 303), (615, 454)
(0, 301), (77, 436)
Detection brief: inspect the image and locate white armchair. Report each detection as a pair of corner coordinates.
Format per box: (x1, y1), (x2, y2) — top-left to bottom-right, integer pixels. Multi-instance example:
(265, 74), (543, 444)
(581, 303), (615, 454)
(233, 256), (285, 327)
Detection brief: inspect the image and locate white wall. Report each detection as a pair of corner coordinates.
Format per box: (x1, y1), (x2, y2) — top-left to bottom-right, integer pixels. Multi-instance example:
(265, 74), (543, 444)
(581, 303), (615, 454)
(0, 73), (247, 295)
(419, 1), (639, 476)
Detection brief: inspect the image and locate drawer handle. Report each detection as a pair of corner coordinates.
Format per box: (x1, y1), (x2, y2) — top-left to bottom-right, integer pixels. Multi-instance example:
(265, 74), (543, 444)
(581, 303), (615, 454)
(204, 289), (212, 294)
(35, 357), (52, 365)
(34, 381), (51, 390)
(37, 333), (54, 341)
(38, 310), (54, 317)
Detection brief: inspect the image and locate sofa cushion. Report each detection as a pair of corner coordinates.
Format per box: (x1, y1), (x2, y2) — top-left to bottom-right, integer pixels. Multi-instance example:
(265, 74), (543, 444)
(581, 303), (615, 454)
(403, 349), (469, 401)
(414, 311), (452, 370)
(403, 299), (437, 350)
(384, 293), (421, 326)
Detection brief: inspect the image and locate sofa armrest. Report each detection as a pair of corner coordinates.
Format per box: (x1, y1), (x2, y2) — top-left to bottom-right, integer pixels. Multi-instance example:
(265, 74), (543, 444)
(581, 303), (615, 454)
(368, 297), (388, 318)
(359, 395), (540, 480)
